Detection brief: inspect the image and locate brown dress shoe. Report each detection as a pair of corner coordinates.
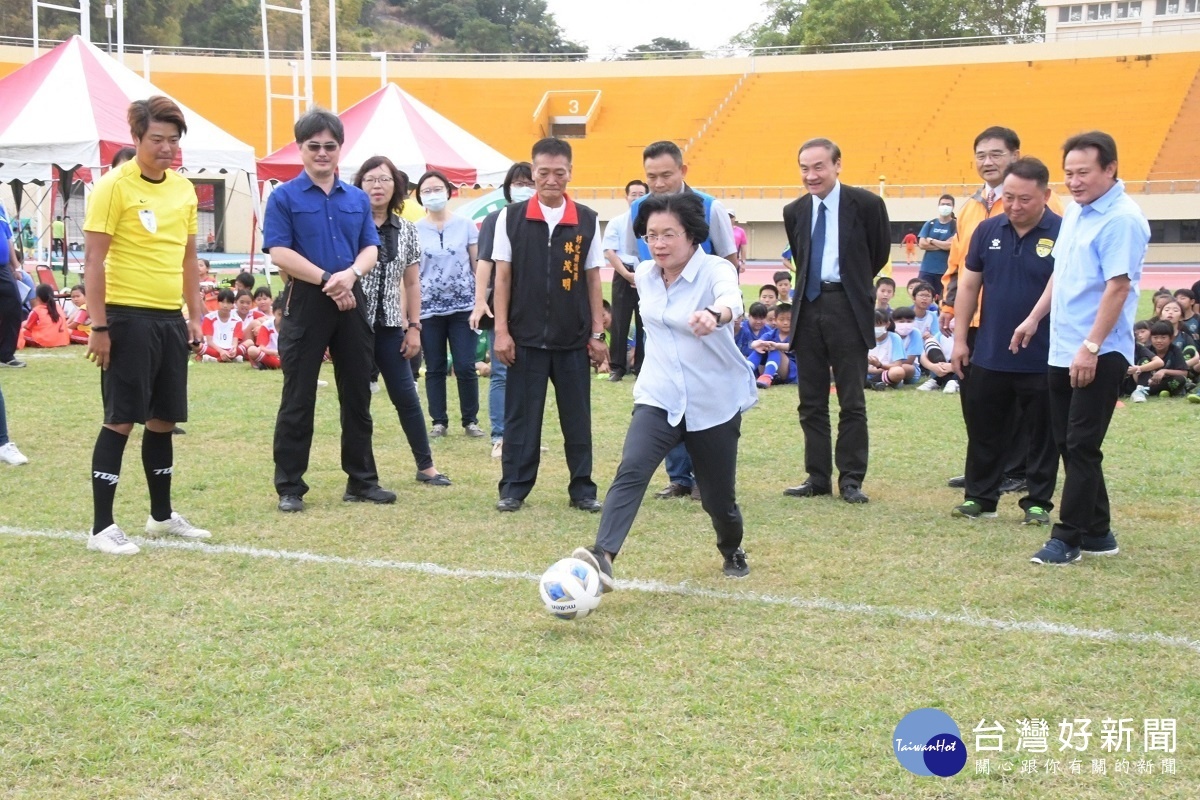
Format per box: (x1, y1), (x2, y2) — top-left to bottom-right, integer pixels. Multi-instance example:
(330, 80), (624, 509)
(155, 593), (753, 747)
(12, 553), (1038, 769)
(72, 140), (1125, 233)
(654, 483), (691, 499)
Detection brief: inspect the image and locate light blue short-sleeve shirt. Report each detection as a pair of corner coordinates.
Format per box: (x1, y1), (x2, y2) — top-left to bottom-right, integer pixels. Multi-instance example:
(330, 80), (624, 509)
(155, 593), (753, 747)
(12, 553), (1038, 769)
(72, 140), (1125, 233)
(1048, 180), (1149, 368)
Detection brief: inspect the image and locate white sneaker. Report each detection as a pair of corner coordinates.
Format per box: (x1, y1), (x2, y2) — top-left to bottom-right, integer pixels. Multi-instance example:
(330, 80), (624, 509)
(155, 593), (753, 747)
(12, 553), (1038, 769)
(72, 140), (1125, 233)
(145, 511), (211, 539)
(916, 379), (939, 392)
(369, 381), (380, 394)
(0, 442), (29, 465)
(491, 438), (503, 458)
(87, 524), (140, 555)
(201, 354), (218, 363)
(317, 379), (329, 387)
(943, 379), (960, 395)
(1131, 386), (1149, 403)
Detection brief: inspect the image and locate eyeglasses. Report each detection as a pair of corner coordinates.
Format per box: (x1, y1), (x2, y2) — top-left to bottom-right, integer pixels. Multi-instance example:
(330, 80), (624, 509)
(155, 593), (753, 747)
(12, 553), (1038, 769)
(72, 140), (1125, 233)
(419, 187), (449, 197)
(640, 232), (683, 244)
(304, 141), (339, 153)
(974, 150), (1010, 163)
(361, 177), (393, 186)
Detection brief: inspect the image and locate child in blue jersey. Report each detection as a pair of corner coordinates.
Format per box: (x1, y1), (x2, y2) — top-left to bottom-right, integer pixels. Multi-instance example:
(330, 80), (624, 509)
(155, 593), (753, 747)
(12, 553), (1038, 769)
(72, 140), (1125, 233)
(750, 302), (795, 389)
(890, 305), (925, 385)
(736, 302), (772, 357)
(909, 282), (939, 338)
(867, 308), (912, 390)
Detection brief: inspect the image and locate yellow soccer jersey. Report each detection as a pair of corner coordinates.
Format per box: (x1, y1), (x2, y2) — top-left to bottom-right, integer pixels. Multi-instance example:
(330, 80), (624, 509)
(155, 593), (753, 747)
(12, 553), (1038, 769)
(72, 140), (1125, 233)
(84, 159), (198, 310)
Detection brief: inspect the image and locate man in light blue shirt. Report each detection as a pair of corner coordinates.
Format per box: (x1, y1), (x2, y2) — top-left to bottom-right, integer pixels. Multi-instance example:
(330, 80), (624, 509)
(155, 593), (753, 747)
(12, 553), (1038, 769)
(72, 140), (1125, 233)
(1012, 131), (1149, 565)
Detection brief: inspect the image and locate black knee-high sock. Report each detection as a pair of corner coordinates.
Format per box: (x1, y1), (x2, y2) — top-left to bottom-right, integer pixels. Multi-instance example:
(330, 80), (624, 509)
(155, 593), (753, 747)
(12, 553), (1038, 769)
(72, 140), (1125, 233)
(92, 427), (130, 534)
(142, 429), (174, 522)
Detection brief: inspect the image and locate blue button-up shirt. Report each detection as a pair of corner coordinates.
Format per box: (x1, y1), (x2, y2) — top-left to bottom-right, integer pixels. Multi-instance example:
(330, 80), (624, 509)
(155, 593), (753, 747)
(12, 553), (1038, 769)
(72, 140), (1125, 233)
(1048, 180), (1149, 367)
(813, 181), (841, 282)
(261, 170), (379, 272)
(633, 248), (757, 431)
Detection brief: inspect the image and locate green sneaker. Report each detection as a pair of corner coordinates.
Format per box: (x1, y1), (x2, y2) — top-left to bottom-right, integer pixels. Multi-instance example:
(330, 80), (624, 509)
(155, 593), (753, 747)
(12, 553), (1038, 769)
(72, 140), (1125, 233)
(1023, 506), (1051, 526)
(952, 500), (997, 519)
(1189, 392), (1200, 405)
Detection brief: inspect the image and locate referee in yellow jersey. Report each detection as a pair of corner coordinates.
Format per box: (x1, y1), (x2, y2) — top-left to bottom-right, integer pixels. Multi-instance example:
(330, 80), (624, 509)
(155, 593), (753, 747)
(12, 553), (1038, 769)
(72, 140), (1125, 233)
(82, 97), (211, 555)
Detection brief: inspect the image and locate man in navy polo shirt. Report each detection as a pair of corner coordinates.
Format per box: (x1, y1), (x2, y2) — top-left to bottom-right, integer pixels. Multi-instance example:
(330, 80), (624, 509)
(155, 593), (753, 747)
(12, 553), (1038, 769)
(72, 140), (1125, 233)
(950, 158), (1060, 526)
(262, 108), (391, 513)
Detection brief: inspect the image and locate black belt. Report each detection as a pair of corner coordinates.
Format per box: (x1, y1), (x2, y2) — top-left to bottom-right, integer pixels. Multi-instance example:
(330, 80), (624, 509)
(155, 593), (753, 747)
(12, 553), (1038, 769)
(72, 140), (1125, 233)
(819, 281), (844, 292)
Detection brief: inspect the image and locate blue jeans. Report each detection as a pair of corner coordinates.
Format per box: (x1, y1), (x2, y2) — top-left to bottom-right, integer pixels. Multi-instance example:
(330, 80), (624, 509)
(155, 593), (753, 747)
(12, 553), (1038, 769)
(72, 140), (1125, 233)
(374, 326), (434, 471)
(419, 310), (479, 428)
(488, 330), (506, 441)
(0, 381), (9, 446)
(665, 442), (694, 487)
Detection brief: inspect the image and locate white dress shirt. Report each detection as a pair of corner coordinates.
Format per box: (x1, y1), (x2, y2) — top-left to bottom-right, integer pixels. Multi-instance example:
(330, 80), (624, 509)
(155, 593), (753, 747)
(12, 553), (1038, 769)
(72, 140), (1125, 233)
(603, 210), (637, 267)
(812, 181), (842, 283)
(633, 248), (758, 431)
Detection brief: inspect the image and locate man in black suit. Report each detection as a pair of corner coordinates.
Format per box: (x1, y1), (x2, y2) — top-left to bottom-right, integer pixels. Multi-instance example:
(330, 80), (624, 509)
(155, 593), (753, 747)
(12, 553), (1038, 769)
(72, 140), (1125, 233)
(782, 138), (891, 504)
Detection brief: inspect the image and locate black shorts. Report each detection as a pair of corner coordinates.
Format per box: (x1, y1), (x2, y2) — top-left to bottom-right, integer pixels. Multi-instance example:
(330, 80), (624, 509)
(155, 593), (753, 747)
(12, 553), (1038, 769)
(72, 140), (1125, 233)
(101, 305), (190, 424)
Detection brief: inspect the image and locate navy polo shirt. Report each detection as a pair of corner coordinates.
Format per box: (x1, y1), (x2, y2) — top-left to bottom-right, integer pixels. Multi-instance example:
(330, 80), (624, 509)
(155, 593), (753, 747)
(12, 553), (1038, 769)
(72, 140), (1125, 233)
(965, 209), (1061, 373)
(261, 170), (379, 272)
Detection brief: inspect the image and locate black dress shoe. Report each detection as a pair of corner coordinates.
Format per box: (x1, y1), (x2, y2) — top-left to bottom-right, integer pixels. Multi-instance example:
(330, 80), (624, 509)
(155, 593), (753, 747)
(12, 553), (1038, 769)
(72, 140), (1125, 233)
(607, 369), (625, 382)
(946, 475), (966, 489)
(415, 471), (452, 486)
(343, 485), (397, 504)
(783, 481), (832, 498)
(841, 485), (869, 504)
(999, 476), (1027, 495)
(172, 426), (186, 435)
(655, 483), (692, 499)
(570, 498), (603, 513)
(496, 497), (524, 512)
(278, 494), (305, 513)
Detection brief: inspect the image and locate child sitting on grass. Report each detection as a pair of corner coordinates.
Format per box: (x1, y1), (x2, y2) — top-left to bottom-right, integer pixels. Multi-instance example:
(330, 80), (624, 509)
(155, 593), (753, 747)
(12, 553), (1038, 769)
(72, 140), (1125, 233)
(246, 297), (283, 370)
(758, 284), (779, 310)
(1123, 321), (1163, 403)
(736, 302), (772, 357)
(749, 302), (795, 389)
(910, 282), (939, 338)
(890, 306), (924, 385)
(917, 327), (957, 393)
(198, 289), (244, 362)
(773, 270), (793, 302)
(867, 308), (912, 390)
(874, 276), (895, 312)
(21, 284), (70, 348)
(66, 284), (91, 345)
(1145, 321), (1189, 397)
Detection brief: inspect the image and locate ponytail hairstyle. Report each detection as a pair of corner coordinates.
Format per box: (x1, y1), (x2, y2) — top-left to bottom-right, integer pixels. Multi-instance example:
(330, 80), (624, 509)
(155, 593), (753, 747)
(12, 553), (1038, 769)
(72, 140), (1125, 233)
(36, 284), (61, 322)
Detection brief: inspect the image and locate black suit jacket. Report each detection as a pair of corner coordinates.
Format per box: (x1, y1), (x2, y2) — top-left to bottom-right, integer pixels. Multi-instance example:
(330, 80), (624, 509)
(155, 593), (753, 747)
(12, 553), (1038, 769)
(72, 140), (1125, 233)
(784, 183), (891, 350)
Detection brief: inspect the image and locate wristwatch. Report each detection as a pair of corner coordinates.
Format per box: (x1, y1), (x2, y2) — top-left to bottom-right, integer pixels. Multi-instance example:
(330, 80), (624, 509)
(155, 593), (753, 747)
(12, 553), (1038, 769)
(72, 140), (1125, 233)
(1082, 339), (1100, 355)
(704, 307), (722, 325)
(319, 270), (332, 287)
(351, 266), (363, 279)
(591, 332), (606, 342)
(408, 321), (422, 331)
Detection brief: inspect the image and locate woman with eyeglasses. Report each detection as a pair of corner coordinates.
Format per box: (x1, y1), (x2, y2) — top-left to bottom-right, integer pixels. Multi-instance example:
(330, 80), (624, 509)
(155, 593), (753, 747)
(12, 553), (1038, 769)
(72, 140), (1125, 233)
(573, 192), (758, 589)
(354, 156), (450, 486)
(413, 170), (482, 440)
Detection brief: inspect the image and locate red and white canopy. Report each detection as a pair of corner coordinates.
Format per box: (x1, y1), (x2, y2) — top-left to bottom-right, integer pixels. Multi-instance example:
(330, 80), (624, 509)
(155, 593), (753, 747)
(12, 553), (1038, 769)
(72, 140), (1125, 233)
(257, 82), (511, 186)
(0, 36), (256, 183)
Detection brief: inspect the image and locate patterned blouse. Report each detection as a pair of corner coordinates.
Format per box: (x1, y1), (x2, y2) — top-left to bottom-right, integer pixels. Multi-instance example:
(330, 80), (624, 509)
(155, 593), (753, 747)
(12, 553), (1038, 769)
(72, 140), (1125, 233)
(361, 212), (421, 329)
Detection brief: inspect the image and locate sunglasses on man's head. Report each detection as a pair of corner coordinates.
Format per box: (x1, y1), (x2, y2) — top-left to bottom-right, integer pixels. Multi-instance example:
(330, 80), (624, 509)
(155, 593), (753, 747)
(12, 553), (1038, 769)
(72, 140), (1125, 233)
(304, 141), (339, 153)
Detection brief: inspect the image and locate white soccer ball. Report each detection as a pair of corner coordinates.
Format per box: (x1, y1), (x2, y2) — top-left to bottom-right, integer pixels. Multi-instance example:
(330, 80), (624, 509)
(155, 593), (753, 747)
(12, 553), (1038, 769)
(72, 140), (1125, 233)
(539, 557), (603, 620)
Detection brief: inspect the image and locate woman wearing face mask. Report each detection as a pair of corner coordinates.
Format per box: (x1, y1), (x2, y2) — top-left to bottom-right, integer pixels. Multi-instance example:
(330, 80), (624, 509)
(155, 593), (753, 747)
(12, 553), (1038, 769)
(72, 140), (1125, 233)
(469, 162), (535, 458)
(916, 194), (957, 302)
(354, 157), (450, 486)
(889, 305), (924, 388)
(414, 170), (482, 439)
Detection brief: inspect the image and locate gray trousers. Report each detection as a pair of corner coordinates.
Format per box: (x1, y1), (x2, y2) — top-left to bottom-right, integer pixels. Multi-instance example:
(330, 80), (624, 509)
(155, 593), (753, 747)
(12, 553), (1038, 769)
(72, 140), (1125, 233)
(596, 404), (744, 559)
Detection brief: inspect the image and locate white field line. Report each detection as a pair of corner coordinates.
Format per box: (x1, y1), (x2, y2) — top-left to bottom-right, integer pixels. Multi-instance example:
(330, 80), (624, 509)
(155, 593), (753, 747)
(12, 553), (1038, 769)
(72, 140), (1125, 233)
(3, 525), (1198, 654)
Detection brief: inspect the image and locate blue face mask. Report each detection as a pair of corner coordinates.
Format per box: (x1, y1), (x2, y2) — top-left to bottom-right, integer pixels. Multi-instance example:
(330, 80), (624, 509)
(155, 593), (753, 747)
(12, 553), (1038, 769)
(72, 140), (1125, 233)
(422, 192), (448, 212)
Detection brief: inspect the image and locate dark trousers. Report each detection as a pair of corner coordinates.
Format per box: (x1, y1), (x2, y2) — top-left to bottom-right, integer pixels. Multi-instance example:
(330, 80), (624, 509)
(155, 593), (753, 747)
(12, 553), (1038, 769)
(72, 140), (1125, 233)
(795, 290), (868, 490)
(1048, 353), (1126, 546)
(273, 280), (379, 497)
(609, 276), (644, 374)
(962, 365), (1058, 512)
(374, 325), (434, 472)
(956, 326), (1027, 480)
(597, 405), (744, 559)
(0, 263), (22, 362)
(499, 345), (596, 502)
(419, 310), (479, 428)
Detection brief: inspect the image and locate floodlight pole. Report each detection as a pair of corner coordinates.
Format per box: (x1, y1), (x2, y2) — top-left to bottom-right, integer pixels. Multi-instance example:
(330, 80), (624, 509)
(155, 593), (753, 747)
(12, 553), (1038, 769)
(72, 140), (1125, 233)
(370, 51), (387, 88)
(262, 0), (314, 152)
(116, 0), (124, 58)
(142, 48), (153, 80)
(329, 0), (337, 111)
(289, 61), (300, 122)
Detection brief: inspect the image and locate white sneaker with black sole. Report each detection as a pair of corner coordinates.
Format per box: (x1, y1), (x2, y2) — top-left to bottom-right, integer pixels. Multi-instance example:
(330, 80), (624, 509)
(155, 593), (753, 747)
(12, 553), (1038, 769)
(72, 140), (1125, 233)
(88, 524), (140, 555)
(0, 442), (29, 465)
(145, 512), (211, 539)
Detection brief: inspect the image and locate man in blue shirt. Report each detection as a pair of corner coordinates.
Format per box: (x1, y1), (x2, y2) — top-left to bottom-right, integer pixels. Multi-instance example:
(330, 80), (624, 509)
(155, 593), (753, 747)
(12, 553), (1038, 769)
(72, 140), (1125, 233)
(262, 108), (389, 513)
(950, 158), (1060, 527)
(1012, 132), (1150, 565)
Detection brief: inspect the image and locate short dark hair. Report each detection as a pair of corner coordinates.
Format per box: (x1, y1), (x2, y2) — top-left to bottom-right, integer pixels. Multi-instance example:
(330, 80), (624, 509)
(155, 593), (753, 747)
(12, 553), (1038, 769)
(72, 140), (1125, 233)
(414, 170), (453, 206)
(758, 284), (779, 297)
(1175, 288), (1197, 302)
(217, 288), (235, 304)
(874, 308), (891, 326)
(354, 155), (410, 214)
(272, 296), (285, 312)
(939, 193), (956, 205)
(799, 137), (841, 163)
(875, 276), (895, 289)
(234, 272), (254, 289)
(602, 298), (611, 312)
(235, 289), (252, 301)
(642, 140), (683, 166)
(1150, 321), (1173, 337)
(502, 161), (533, 203)
(531, 137), (572, 163)
(1062, 130), (1118, 178)
(892, 305), (916, 321)
(632, 192), (709, 246)
(128, 96), (187, 140)
(110, 147), (136, 168)
(70, 283), (85, 295)
(1003, 157), (1050, 189)
(774, 302), (792, 317)
(294, 108), (343, 145)
(254, 286), (272, 299)
(911, 282), (936, 299)
(974, 126), (1020, 152)
(625, 179), (649, 196)
(773, 270), (792, 284)
(748, 302), (768, 319)
(1133, 319), (1151, 332)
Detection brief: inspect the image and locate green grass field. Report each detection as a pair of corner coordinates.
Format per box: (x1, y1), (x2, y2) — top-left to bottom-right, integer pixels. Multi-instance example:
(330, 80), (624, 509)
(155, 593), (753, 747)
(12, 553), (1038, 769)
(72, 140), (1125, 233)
(1, 289), (1197, 798)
